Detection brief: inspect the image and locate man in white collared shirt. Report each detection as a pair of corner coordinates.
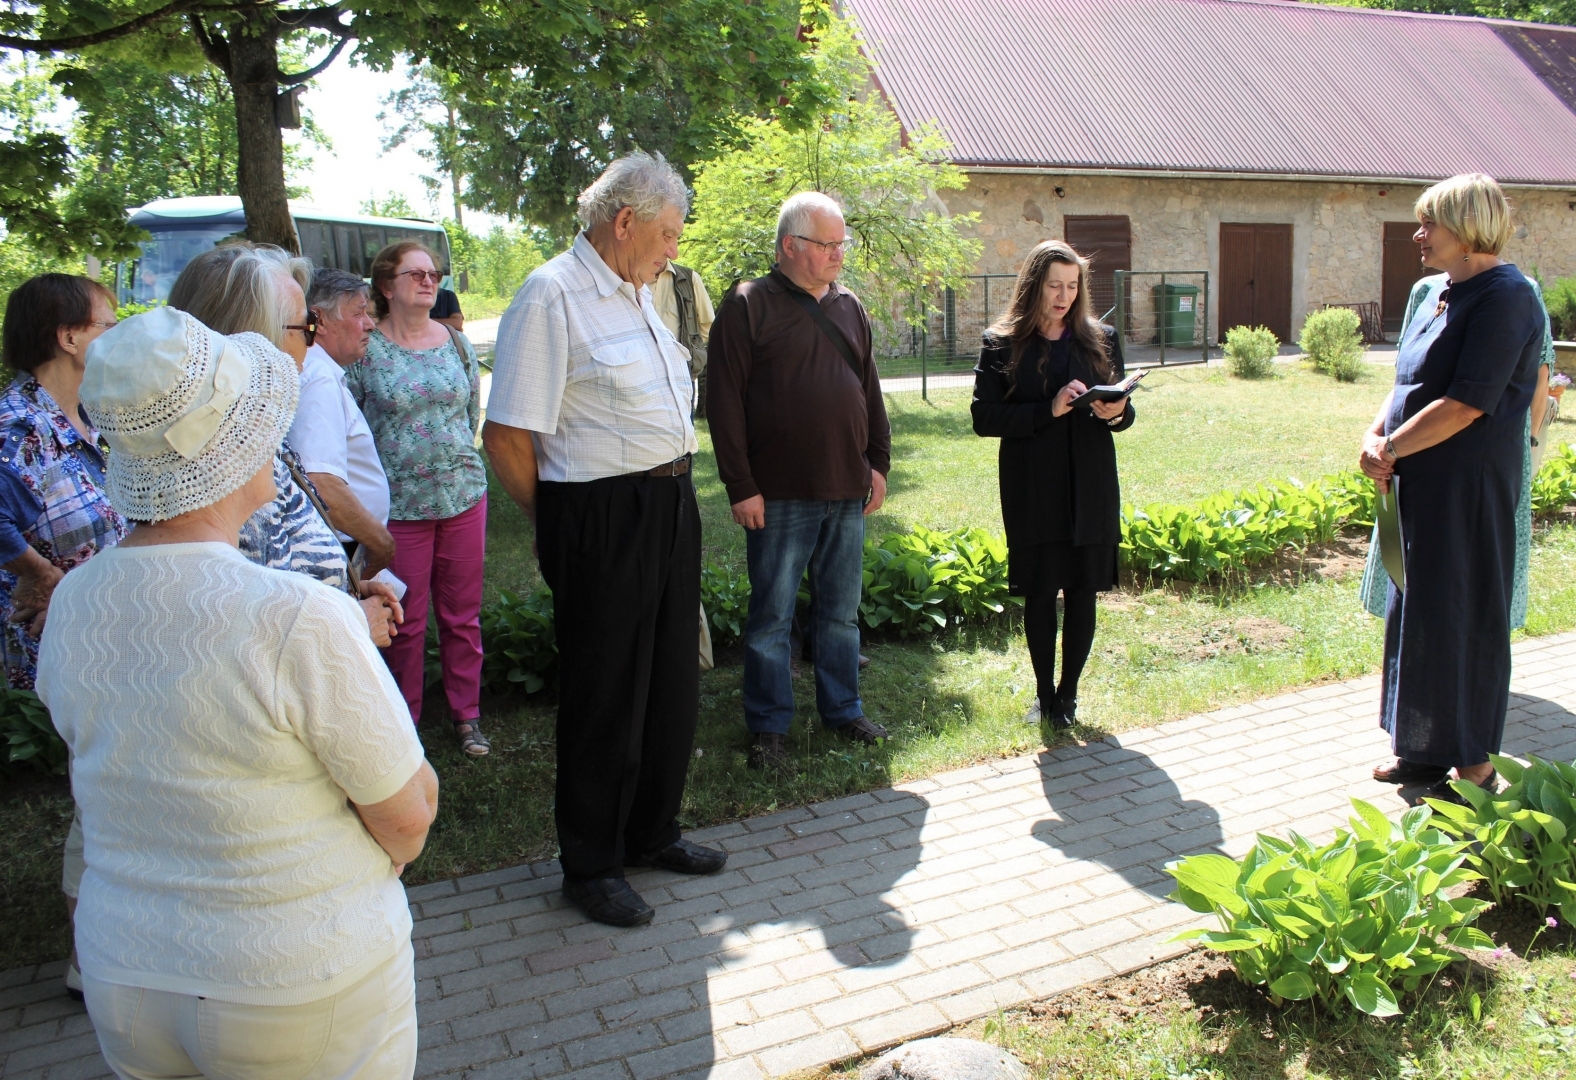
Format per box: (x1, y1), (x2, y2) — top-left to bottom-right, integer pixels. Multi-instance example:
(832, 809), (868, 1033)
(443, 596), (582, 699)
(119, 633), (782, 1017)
(484, 152), (725, 928)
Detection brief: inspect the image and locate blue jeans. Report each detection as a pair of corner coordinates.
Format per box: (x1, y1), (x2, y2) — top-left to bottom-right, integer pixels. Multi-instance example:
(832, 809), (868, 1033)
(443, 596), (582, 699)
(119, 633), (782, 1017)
(743, 499), (866, 735)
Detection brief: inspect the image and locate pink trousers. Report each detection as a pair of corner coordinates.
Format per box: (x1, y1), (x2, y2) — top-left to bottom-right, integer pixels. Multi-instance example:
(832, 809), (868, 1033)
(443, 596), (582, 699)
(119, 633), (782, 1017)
(384, 495), (486, 724)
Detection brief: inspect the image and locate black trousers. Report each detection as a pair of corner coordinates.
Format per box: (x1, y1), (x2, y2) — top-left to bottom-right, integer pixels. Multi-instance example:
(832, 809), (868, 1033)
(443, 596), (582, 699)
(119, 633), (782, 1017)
(537, 471), (701, 882)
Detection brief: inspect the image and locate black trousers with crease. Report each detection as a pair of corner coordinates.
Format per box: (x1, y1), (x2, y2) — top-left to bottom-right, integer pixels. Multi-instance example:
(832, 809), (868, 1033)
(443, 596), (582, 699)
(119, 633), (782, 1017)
(537, 471), (701, 882)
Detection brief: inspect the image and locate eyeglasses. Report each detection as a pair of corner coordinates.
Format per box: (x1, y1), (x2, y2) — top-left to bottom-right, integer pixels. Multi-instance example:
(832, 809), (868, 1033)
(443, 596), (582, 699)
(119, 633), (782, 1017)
(284, 315), (319, 346)
(87, 320), (118, 330)
(792, 235), (856, 254)
(397, 269), (444, 285)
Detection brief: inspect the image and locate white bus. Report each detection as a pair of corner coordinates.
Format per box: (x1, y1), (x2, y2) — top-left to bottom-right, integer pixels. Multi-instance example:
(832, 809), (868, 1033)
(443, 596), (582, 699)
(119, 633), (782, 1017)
(116, 196), (453, 305)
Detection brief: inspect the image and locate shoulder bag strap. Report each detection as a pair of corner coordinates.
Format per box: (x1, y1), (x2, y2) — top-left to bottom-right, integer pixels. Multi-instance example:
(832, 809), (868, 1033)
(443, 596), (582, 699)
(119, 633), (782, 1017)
(786, 288), (863, 381)
(282, 454), (361, 596)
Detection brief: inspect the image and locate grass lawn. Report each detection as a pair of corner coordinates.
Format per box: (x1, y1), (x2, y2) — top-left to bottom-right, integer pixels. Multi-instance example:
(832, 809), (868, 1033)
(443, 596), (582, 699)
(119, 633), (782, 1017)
(6, 359), (1576, 989)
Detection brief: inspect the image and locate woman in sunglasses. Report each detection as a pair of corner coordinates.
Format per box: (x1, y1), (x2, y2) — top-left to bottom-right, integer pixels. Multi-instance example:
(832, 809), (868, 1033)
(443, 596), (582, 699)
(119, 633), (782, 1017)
(167, 243), (403, 649)
(349, 241), (489, 755)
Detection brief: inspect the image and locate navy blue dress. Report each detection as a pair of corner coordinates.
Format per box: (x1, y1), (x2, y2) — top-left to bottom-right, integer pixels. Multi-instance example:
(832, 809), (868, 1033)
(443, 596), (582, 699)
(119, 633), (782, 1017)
(1381, 264), (1544, 767)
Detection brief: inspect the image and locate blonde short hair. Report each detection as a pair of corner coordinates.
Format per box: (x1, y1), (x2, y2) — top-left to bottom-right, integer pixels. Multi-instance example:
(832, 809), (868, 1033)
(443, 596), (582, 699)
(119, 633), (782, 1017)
(1414, 173), (1513, 256)
(167, 242), (313, 351)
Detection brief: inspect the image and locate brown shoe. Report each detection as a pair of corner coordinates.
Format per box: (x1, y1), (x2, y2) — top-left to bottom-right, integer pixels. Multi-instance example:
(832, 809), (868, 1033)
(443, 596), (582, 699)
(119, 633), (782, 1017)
(748, 732), (795, 775)
(835, 716), (888, 744)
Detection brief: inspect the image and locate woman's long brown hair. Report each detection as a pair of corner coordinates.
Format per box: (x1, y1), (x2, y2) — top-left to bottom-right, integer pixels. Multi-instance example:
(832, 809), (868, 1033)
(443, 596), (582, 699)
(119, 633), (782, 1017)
(986, 239), (1113, 386)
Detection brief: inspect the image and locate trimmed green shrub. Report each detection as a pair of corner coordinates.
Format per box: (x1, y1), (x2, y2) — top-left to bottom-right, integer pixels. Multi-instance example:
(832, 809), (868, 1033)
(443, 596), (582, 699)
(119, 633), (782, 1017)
(1167, 799), (1492, 1016)
(2, 688), (65, 776)
(1300, 307), (1365, 382)
(1545, 275), (1576, 340)
(1427, 753), (1576, 922)
(1224, 325), (1278, 378)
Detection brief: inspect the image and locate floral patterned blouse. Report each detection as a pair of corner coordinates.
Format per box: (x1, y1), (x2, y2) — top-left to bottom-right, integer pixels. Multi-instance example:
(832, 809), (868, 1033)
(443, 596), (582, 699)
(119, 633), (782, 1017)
(347, 328), (486, 521)
(0, 377), (128, 688)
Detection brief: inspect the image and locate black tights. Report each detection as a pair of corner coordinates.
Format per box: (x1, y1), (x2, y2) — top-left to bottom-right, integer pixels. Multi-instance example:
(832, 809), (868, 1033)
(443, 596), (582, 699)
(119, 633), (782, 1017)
(1024, 589), (1098, 706)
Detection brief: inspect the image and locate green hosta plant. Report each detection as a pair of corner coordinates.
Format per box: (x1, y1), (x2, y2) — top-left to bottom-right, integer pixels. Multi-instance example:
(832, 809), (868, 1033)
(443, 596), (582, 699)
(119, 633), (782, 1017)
(1532, 443), (1576, 519)
(1167, 799), (1492, 1016)
(1426, 753), (1576, 921)
(860, 526), (1013, 637)
(701, 561), (752, 648)
(477, 588), (558, 694)
(1, 687), (65, 776)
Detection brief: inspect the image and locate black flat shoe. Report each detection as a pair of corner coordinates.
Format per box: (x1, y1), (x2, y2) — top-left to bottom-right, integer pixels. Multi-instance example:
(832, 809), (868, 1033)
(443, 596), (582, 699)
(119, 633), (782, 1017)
(562, 877), (654, 927)
(1049, 698), (1077, 730)
(627, 838), (728, 875)
(1373, 758), (1448, 784)
(1413, 769), (1499, 808)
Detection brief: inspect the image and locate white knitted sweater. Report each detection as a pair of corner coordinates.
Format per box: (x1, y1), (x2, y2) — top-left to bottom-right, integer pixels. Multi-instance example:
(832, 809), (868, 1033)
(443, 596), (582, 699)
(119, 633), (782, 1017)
(37, 542), (425, 1005)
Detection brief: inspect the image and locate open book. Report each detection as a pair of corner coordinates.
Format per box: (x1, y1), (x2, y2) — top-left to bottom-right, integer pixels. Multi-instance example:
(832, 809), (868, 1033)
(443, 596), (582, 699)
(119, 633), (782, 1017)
(1069, 368), (1147, 409)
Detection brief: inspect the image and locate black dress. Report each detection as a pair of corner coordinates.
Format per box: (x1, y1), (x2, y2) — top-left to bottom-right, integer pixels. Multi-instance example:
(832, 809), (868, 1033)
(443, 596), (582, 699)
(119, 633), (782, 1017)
(1381, 264), (1544, 767)
(971, 328), (1133, 596)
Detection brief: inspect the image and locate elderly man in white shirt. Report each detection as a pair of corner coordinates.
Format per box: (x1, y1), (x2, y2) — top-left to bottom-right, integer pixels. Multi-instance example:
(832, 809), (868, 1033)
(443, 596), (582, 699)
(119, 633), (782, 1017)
(290, 269), (396, 577)
(484, 152), (725, 928)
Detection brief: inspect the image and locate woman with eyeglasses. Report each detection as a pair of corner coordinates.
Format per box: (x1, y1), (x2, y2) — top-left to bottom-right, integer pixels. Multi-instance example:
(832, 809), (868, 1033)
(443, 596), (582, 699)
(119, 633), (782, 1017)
(349, 241), (489, 755)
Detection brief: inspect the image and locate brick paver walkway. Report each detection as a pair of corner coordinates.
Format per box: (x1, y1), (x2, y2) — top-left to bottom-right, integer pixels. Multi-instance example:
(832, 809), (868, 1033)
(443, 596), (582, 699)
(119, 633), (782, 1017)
(6, 632), (1575, 1080)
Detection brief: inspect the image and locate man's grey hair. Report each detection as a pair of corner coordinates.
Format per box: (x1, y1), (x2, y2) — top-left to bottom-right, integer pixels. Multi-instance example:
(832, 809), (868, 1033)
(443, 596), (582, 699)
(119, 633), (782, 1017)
(577, 151), (690, 230)
(776, 191), (844, 253)
(306, 268), (370, 318)
(167, 241), (312, 352)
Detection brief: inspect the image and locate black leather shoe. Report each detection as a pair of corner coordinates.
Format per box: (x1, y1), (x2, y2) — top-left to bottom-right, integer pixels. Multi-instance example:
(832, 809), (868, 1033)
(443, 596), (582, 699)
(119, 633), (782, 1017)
(749, 732), (795, 775)
(628, 838), (728, 875)
(836, 716), (888, 743)
(562, 877), (654, 927)
(1373, 758), (1448, 783)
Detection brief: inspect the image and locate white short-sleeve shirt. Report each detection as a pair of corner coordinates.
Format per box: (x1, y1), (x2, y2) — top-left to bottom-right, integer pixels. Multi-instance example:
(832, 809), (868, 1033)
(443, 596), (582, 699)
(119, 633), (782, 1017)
(487, 233), (697, 482)
(288, 344), (391, 535)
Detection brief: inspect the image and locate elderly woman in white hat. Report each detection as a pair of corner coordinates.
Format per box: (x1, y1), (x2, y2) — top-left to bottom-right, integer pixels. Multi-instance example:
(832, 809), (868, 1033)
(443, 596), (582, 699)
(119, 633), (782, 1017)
(37, 306), (438, 1080)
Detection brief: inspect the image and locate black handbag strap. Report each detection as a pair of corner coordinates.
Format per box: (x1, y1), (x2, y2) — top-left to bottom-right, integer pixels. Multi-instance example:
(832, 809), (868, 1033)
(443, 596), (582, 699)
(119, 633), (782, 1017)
(786, 288), (863, 381)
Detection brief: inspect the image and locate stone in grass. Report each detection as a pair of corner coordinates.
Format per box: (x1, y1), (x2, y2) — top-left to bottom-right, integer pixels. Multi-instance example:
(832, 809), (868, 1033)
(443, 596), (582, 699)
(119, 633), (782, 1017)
(861, 1037), (1028, 1080)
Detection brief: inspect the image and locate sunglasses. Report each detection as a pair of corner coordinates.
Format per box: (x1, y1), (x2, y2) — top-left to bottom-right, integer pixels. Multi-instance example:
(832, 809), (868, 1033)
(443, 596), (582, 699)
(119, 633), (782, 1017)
(397, 269), (444, 285)
(284, 314), (319, 346)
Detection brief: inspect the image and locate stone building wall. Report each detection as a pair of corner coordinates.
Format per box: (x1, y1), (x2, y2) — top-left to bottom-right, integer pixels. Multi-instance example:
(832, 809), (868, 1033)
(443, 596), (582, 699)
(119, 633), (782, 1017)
(938, 173), (1576, 340)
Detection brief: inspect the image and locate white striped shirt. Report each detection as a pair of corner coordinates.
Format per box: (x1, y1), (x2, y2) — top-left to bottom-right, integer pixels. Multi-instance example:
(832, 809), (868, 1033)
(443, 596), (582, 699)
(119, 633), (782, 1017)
(489, 233), (697, 482)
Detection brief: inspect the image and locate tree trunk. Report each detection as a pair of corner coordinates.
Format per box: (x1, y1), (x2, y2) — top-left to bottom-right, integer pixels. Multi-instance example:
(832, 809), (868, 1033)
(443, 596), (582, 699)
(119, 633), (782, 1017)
(447, 103), (464, 229)
(227, 11), (297, 252)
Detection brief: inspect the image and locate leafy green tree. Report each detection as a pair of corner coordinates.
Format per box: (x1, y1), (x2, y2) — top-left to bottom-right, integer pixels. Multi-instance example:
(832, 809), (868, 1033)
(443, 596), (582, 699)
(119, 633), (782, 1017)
(0, 0), (822, 253)
(680, 18), (981, 332)
(360, 193), (417, 218)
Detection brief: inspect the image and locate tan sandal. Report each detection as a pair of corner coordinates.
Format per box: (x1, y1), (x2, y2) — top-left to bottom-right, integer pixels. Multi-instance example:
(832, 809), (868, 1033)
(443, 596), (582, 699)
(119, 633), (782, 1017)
(453, 719), (490, 757)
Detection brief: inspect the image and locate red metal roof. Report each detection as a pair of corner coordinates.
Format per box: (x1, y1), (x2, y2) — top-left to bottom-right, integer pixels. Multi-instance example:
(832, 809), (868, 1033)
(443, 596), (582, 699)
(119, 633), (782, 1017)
(844, 0), (1576, 185)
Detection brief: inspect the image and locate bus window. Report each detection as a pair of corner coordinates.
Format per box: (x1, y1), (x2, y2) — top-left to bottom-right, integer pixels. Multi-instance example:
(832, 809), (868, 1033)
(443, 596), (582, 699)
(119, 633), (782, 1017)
(334, 225), (363, 276)
(295, 219), (335, 269)
(121, 225), (245, 304)
(361, 226), (388, 266)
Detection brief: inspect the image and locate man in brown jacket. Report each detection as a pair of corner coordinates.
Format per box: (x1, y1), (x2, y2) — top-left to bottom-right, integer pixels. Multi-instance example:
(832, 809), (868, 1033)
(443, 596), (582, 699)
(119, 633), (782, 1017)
(706, 191), (892, 774)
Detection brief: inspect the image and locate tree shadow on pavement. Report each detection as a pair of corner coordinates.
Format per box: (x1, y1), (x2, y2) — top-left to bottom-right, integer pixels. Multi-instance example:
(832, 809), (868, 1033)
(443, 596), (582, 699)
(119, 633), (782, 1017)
(1029, 745), (1224, 899)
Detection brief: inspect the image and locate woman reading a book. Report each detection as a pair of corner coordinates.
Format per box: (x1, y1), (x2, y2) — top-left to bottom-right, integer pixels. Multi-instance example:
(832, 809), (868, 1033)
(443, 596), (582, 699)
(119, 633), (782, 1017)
(1357, 173), (1545, 805)
(972, 240), (1135, 731)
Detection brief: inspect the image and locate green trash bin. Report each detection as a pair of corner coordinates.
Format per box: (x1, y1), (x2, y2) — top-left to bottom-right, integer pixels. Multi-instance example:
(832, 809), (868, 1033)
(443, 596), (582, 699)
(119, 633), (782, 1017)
(1151, 283), (1200, 346)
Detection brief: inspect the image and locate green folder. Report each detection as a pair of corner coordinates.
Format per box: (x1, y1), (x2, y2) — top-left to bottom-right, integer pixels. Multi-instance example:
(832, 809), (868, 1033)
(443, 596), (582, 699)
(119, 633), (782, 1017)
(1376, 476), (1405, 592)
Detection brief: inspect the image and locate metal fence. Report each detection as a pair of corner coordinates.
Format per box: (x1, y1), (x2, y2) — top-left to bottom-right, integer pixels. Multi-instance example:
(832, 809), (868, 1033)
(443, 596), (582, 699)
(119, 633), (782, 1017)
(1111, 270), (1211, 367)
(875, 270), (1211, 397)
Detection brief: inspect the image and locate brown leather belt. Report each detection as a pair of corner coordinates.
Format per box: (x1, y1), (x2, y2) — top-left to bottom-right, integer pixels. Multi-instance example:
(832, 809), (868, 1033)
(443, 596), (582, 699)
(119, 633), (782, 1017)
(639, 454), (692, 478)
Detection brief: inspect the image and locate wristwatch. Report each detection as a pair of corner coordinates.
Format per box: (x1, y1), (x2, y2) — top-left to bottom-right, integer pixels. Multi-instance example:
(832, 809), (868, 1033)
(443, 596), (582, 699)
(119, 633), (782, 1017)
(1384, 435), (1398, 460)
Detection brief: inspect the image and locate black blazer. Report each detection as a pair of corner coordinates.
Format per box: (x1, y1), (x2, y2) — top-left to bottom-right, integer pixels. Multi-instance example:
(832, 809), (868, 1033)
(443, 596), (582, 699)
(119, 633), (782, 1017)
(971, 328), (1134, 551)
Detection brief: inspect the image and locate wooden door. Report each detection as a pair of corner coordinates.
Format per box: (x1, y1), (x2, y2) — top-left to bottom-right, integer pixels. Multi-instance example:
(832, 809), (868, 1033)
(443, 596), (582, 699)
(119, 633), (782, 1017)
(1382, 222), (1427, 335)
(1064, 215), (1131, 322)
(1219, 223), (1293, 343)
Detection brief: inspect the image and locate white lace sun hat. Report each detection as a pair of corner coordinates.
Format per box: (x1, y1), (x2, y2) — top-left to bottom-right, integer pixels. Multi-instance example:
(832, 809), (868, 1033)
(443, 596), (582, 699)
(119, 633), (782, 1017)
(81, 306), (299, 523)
